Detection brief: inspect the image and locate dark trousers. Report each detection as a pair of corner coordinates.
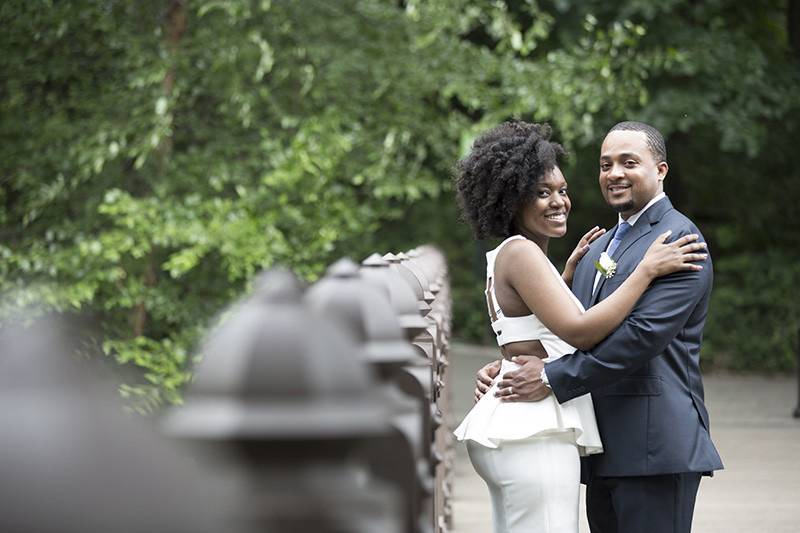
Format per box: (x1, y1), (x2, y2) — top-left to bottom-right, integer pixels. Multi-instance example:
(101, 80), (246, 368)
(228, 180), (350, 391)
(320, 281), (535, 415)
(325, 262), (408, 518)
(587, 473), (701, 533)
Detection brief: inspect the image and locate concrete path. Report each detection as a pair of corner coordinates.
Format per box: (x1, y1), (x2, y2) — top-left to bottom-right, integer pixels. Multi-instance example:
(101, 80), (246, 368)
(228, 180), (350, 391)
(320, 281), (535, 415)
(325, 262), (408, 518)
(446, 343), (800, 532)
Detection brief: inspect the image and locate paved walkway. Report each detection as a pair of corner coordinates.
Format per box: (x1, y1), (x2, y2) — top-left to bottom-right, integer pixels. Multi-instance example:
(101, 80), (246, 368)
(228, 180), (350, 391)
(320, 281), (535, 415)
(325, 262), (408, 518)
(446, 343), (800, 532)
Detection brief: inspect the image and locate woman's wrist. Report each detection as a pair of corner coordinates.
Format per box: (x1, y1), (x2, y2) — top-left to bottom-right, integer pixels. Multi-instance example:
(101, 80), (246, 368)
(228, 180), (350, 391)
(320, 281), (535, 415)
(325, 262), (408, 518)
(562, 263), (575, 285)
(633, 262), (657, 281)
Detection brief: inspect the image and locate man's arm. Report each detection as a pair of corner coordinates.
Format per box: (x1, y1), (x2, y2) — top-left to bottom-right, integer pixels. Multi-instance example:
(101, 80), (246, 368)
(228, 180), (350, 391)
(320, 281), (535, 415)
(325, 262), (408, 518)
(545, 258), (712, 403)
(475, 342), (550, 402)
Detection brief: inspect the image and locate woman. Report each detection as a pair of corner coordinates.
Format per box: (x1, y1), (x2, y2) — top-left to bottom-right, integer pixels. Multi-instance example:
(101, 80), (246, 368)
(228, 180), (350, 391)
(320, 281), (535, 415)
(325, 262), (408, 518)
(452, 121), (706, 533)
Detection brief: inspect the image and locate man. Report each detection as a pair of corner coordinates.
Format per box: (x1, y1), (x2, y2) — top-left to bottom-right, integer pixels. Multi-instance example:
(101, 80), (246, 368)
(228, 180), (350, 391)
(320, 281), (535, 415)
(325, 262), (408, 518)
(474, 121), (723, 533)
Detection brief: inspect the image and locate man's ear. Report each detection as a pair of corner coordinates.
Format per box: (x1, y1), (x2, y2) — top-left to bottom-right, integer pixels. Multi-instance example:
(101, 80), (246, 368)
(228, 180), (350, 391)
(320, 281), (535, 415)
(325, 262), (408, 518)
(657, 161), (669, 183)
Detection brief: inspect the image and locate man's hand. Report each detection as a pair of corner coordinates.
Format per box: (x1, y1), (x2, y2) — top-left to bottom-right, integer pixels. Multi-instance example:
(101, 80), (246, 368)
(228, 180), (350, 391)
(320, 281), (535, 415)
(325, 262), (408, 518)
(474, 359), (502, 403)
(494, 356), (551, 402)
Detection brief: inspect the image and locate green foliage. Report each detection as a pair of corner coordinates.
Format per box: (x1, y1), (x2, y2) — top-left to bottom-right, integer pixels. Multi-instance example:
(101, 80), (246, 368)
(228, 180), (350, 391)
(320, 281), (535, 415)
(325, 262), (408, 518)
(1, 0), (797, 412)
(704, 253), (800, 372)
(374, 0), (800, 371)
(2, 0), (464, 408)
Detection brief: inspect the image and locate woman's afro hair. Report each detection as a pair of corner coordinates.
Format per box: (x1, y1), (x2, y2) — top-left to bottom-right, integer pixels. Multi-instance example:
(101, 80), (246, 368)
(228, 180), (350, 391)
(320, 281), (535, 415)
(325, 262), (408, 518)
(455, 121), (566, 239)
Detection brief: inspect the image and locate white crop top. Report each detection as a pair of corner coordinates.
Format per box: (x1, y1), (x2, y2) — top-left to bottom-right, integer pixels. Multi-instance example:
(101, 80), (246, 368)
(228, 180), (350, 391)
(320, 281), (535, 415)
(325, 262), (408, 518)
(485, 235), (585, 347)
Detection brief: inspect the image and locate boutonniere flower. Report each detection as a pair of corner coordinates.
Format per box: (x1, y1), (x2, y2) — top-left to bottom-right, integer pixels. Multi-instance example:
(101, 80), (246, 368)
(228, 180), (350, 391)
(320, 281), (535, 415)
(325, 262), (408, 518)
(594, 252), (617, 279)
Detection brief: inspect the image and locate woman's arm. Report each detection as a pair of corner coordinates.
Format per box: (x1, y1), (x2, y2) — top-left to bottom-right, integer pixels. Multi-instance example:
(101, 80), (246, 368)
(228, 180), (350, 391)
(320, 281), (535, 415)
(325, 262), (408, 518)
(499, 231), (706, 350)
(545, 253), (712, 403)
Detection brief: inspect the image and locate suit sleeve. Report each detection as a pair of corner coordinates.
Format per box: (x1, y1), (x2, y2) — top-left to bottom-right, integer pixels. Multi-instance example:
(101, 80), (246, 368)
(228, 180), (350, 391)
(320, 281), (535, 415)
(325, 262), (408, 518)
(546, 241), (713, 404)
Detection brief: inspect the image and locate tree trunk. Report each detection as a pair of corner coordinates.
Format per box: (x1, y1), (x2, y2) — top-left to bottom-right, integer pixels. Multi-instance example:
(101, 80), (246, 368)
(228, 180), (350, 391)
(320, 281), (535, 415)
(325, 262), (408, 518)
(159, 0), (187, 163)
(790, 0), (800, 59)
(132, 258), (158, 337)
(130, 0), (187, 338)
(785, 1), (800, 417)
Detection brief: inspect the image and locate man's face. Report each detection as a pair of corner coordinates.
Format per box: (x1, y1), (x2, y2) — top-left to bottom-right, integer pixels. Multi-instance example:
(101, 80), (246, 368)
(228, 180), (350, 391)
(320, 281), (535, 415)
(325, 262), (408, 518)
(598, 130), (667, 218)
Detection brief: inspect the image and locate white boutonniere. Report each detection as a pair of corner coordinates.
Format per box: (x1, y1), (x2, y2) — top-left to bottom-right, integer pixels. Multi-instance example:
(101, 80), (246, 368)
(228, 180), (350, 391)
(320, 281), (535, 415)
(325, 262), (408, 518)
(594, 252), (617, 279)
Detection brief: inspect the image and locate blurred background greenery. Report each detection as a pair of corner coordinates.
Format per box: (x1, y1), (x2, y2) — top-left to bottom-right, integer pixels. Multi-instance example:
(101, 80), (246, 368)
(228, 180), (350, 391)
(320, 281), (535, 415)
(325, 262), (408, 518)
(2, 0), (798, 411)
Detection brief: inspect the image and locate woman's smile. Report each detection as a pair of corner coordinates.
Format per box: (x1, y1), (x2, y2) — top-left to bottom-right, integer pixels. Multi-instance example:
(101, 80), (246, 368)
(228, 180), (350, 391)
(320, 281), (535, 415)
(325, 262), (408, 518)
(544, 211), (567, 223)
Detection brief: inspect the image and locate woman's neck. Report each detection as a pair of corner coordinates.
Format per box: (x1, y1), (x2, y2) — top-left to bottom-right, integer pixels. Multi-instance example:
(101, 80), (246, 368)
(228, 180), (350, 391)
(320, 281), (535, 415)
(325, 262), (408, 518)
(516, 230), (549, 255)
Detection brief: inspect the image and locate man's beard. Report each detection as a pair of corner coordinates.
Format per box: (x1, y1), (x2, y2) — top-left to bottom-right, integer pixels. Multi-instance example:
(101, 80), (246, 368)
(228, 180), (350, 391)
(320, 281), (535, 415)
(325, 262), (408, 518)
(611, 199), (634, 213)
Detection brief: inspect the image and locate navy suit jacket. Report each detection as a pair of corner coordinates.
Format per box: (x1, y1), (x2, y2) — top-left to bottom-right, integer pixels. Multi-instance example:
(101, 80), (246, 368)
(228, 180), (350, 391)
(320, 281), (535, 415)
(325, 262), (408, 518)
(546, 197), (723, 477)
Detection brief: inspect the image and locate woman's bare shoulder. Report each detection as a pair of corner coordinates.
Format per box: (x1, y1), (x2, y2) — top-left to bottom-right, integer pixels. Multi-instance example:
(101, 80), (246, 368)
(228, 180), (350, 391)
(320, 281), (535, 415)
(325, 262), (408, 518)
(495, 238), (549, 274)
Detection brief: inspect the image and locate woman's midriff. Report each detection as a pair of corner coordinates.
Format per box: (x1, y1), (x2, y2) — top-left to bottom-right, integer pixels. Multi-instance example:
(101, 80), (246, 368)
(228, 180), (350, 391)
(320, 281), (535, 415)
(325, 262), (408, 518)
(500, 339), (548, 361)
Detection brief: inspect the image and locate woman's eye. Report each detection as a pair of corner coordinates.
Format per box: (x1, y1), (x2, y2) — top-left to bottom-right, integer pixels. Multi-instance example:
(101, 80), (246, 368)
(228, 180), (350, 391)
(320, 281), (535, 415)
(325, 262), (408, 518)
(625, 160), (637, 167)
(560, 189), (568, 196)
(538, 191), (550, 198)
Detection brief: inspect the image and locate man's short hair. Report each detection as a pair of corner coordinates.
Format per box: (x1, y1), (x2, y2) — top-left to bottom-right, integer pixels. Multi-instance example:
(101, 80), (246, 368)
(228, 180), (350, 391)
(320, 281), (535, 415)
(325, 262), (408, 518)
(609, 121), (667, 163)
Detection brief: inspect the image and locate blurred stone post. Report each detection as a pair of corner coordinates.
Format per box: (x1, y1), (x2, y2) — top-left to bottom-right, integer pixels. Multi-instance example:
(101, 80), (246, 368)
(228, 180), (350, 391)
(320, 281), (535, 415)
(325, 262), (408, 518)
(360, 253), (437, 532)
(308, 258), (435, 533)
(0, 317), (236, 533)
(407, 246), (454, 532)
(164, 269), (403, 532)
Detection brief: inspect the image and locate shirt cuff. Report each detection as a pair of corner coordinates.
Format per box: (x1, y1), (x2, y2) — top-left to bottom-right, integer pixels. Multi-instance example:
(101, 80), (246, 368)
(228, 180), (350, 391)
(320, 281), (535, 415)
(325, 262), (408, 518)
(540, 367), (551, 389)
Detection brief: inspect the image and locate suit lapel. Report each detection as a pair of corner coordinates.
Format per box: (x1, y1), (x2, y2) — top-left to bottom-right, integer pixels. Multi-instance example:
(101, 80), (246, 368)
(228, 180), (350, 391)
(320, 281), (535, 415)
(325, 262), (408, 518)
(588, 197), (674, 307)
(589, 223), (651, 305)
(576, 229), (614, 308)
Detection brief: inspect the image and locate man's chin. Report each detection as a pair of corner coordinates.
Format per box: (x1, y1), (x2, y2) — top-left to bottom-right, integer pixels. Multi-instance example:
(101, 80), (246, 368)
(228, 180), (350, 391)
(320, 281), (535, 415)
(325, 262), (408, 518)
(609, 200), (634, 214)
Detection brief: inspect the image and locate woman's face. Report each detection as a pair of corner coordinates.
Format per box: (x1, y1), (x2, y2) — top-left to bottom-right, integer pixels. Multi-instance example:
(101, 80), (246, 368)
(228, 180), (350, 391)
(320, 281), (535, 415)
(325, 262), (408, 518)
(515, 166), (570, 242)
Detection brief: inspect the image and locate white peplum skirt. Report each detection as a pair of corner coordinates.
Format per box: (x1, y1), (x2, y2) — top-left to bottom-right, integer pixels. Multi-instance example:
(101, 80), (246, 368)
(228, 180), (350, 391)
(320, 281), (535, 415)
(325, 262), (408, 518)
(453, 358), (603, 456)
